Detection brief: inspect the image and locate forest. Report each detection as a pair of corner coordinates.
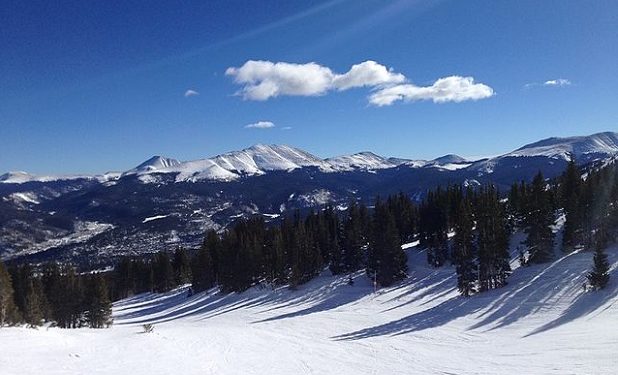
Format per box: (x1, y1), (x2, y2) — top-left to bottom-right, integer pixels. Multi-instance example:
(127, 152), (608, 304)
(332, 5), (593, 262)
(0, 160), (615, 328)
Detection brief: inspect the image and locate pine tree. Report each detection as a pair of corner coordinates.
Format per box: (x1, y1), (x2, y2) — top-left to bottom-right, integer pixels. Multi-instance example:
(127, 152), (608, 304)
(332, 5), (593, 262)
(477, 185), (512, 291)
(153, 251), (176, 293)
(587, 243), (610, 290)
(172, 247), (192, 285)
(264, 226), (287, 284)
(191, 230), (219, 292)
(526, 172), (555, 263)
(86, 275), (112, 328)
(452, 199), (477, 297)
(0, 260), (19, 326)
(24, 277), (43, 327)
(115, 257), (136, 299)
(420, 189), (449, 267)
(561, 160), (583, 252)
(341, 201), (366, 273)
(367, 198), (407, 287)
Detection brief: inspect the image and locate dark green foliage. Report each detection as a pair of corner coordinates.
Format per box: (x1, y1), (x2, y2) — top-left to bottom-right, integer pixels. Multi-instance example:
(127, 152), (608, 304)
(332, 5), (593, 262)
(561, 160), (584, 252)
(153, 251), (176, 293)
(191, 230), (219, 292)
(367, 198), (407, 287)
(288, 213), (323, 288)
(452, 198), (477, 297)
(341, 201), (367, 274)
(172, 247), (192, 285)
(419, 188), (449, 267)
(526, 172), (555, 263)
(24, 277), (44, 327)
(476, 185), (511, 291)
(86, 274), (112, 328)
(264, 226), (287, 284)
(0, 260), (19, 326)
(587, 231), (610, 290)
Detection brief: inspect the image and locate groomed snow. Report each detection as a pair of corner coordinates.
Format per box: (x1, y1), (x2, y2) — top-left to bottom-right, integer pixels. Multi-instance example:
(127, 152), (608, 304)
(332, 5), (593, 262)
(1, 240), (616, 375)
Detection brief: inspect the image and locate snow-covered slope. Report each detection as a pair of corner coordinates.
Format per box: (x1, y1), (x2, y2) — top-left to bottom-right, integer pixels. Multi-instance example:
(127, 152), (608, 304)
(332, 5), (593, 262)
(126, 156), (181, 174)
(0, 171), (121, 184)
(1, 241), (616, 375)
(503, 131), (618, 161)
(123, 144), (333, 182)
(0, 171), (95, 184)
(326, 151), (398, 171)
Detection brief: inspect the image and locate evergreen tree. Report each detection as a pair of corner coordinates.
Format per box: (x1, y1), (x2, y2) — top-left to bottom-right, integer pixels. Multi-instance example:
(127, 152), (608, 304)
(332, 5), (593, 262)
(153, 251), (176, 293)
(367, 198), (407, 287)
(0, 260), (19, 326)
(452, 199), (477, 297)
(172, 247), (192, 285)
(115, 257), (136, 299)
(420, 189), (449, 267)
(264, 226), (287, 284)
(587, 241), (610, 290)
(561, 160), (583, 252)
(191, 230), (219, 292)
(526, 172), (555, 263)
(341, 201), (366, 273)
(86, 275), (112, 328)
(24, 277), (44, 327)
(477, 185), (512, 291)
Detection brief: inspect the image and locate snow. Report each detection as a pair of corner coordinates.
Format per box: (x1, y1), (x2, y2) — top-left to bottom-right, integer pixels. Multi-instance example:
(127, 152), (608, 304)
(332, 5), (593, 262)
(5, 192), (40, 205)
(1, 240), (616, 374)
(504, 131), (618, 161)
(5, 133), (618, 184)
(142, 215), (170, 223)
(3, 221), (115, 260)
(0, 171), (121, 184)
(326, 152), (397, 171)
(431, 162), (472, 171)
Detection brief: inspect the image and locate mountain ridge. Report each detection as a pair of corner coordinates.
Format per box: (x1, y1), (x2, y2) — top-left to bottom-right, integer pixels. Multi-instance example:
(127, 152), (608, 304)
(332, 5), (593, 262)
(3, 131), (617, 184)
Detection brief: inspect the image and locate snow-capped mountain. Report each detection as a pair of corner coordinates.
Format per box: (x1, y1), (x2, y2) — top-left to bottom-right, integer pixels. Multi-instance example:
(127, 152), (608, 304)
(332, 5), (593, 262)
(125, 156), (181, 174)
(326, 152), (398, 171)
(1, 132), (616, 266)
(506, 131), (618, 161)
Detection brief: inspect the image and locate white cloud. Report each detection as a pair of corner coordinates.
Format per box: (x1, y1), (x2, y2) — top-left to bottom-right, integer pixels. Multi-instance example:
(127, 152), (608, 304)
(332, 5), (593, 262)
(543, 78), (571, 87)
(525, 78), (572, 89)
(368, 76), (494, 106)
(332, 60), (405, 90)
(226, 60), (494, 106)
(245, 121), (275, 129)
(226, 60), (405, 101)
(226, 61), (334, 100)
(184, 89), (199, 97)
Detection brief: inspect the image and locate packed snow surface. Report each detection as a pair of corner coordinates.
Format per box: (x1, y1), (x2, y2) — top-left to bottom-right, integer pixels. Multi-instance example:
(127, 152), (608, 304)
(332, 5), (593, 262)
(1, 241), (616, 375)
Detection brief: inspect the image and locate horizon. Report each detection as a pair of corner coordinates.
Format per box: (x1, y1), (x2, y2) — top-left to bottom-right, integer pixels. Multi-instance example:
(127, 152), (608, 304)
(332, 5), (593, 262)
(1, 129), (615, 176)
(2, 0), (617, 174)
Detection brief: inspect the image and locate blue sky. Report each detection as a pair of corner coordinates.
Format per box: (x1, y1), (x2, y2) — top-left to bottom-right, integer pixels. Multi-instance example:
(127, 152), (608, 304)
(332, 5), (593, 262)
(1, 0), (616, 174)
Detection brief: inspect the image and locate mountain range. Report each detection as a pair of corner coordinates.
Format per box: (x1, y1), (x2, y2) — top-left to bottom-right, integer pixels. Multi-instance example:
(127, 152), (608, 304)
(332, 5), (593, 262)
(1, 131), (617, 267)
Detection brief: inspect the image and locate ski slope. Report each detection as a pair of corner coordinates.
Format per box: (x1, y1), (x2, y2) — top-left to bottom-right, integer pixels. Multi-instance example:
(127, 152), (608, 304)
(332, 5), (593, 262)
(1, 242), (617, 375)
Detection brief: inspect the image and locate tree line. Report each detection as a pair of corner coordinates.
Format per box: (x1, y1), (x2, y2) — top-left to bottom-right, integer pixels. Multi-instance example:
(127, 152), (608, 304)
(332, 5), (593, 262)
(0, 159), (615, 328)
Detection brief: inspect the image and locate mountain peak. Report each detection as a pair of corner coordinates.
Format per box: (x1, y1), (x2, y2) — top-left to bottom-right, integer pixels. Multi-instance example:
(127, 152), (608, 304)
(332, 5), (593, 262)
(431, 154), (468, 165)
(509, 132), (618, 162)
(132, 156), (181, 173)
